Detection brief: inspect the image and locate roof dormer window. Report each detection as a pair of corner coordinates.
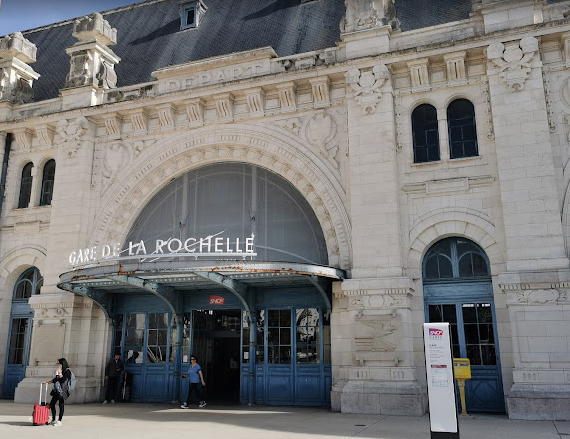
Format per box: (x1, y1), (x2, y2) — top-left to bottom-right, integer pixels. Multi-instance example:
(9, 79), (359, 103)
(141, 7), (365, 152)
(179, 0), (207, 30)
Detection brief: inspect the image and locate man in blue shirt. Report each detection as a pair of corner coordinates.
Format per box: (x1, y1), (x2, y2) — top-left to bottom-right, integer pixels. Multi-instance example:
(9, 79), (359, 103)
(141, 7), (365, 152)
(181, 355), (206, 408)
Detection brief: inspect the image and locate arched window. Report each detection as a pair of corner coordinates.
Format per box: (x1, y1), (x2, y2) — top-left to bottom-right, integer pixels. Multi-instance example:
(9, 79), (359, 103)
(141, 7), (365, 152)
(13, 267), (43, 300)
(40, 159), (56, 206)
(447, 99), (478, 159)
(412, 104), (440, 163)
(18, 162), (33, 208)
(423, 237), (489, 281)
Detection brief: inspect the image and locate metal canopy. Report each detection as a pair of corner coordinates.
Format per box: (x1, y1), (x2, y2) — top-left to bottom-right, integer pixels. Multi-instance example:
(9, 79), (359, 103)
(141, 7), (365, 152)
(58, 261), (347, 319)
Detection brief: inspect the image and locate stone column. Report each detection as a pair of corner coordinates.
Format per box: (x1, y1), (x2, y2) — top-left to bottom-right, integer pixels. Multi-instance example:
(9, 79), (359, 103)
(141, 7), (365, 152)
(487, 37), (570, 420)
(15, 116), (109, 403)
(331, 64), (425, 415)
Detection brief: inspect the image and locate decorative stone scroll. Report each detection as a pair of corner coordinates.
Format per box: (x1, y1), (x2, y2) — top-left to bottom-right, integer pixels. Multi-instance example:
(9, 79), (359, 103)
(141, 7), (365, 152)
(346, 64), (389, 114)
(487, 37), (539, 92)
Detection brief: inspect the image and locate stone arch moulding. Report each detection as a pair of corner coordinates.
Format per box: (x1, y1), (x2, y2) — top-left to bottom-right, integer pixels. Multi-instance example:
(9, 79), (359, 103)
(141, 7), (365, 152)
(407, 212), (505, 279)
(561, 180), (570, 257)
(90, 123), (352, 269)
(0, 245), (47, 293)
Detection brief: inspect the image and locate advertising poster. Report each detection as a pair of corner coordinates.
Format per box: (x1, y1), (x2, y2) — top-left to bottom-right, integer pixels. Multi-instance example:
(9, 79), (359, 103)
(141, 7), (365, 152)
(423, 323), (459, 438)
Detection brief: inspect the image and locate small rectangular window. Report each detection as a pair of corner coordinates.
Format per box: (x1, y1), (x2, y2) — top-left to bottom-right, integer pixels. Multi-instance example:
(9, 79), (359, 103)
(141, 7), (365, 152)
(185, 7), (195, 26)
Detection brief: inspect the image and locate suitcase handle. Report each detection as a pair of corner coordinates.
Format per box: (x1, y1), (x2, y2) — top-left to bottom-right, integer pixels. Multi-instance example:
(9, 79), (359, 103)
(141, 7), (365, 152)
(39, 382), (48, 405)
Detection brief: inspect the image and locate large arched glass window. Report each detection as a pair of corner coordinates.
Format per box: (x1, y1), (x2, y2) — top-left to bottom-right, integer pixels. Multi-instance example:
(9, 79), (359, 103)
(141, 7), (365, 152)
(13, 267), (43, 301)
(40, 159), (56, 206)
(447, 99), (478, 159)
(126, 163), (328, 265)
(412, 104), (440, 163)
(18, 162), (33, 208)
(423, 237), (489, 281)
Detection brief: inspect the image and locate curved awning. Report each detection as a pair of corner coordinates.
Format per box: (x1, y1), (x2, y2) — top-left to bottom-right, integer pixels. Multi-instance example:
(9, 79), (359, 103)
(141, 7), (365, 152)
(58, 260), (348, 319)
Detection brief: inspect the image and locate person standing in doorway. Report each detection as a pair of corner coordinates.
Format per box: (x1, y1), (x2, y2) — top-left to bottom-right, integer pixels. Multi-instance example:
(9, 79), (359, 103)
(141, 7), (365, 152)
(103, 353), (124, 404)
(44, 358), (71, 427)
(181, 355), (206, 408)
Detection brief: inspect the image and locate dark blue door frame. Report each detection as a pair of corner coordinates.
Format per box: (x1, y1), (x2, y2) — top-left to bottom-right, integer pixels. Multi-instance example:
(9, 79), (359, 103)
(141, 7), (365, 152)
(424, 281), (505, 413)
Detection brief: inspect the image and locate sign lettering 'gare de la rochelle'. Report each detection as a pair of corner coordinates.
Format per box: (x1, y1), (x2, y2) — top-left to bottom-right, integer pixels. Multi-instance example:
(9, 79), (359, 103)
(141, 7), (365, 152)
(69, 232), (256, 267)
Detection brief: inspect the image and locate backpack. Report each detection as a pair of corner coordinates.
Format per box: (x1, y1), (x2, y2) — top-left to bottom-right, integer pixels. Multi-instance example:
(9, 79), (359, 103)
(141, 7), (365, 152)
(69, 371), (76, 390)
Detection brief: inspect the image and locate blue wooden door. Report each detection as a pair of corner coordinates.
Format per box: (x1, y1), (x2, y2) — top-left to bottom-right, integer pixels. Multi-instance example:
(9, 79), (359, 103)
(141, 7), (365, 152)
(120, 312), (177, 402)
(251, 307), (331, 406)
(2, 316), (32, 398)
(425, 285), (504, 413)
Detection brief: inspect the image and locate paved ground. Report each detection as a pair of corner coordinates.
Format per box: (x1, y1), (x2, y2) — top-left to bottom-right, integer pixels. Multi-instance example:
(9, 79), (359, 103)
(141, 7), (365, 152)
(0, 400), (568, 439)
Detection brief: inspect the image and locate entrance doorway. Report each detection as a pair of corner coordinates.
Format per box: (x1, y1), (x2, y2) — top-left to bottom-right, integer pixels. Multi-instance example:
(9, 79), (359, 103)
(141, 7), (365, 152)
(422, 237), (504, 413)
(3, 267), (42, 399)
(186, 310), (241, 404)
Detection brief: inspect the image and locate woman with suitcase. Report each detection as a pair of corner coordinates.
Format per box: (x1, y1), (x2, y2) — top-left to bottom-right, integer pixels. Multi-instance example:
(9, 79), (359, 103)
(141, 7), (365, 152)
(43, 358), (71, 427)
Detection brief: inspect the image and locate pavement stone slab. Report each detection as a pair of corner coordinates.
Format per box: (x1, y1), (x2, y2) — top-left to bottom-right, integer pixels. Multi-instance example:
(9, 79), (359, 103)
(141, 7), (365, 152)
(0, 401), (564, 439)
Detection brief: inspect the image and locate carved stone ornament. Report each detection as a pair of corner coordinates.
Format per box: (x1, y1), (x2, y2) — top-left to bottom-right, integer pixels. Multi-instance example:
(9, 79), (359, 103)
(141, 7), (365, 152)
(65, 13), (120, 90)
(354, 314), (398, 366)
(0, 32), (39, 104)
(487, 37), (539, 92)
(35, 307), (70, 319)
(515, 289), (567, 304)
(346, 64), (389, 114)
(340, 0), (398, 33)
(102, 142), (130, 182)
(55, 116), (89, 157)
(350, 294), (406, 309)
(306, 112), (339, 169)
(274, 117), (303, 135)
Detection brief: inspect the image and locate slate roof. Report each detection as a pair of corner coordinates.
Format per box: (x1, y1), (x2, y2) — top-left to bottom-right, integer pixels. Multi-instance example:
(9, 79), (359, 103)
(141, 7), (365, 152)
(22, 0), (346, 102)
(13, 0), (566, 103)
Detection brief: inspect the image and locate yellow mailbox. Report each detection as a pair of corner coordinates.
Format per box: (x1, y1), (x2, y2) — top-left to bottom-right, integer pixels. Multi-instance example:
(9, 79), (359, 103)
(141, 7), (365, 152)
(453, 358), (471, 415)
(453, 358), (471, 379)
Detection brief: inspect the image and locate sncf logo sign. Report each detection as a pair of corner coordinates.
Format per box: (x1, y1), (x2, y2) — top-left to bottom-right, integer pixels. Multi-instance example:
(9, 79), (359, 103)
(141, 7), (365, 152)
(429, 328), (444, 338)
(209, 295), (225, 305)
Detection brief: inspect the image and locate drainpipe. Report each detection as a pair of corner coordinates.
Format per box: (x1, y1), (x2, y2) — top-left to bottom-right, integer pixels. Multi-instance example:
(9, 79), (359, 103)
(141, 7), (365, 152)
(0, 133), (13, 230)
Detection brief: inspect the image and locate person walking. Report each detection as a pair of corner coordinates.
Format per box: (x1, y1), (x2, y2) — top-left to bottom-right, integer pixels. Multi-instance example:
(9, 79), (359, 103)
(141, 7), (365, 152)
(180, 355), (206, 408)
(103, 353), (124, 403)
(43, 358), (71, 427)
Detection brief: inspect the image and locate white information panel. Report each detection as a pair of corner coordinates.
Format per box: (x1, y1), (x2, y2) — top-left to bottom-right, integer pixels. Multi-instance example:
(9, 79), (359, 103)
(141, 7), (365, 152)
(423, 323), (458, 436)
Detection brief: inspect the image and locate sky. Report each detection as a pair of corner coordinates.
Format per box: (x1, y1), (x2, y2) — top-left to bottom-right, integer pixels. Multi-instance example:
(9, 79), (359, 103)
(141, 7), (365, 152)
(0, 0), (140, 35)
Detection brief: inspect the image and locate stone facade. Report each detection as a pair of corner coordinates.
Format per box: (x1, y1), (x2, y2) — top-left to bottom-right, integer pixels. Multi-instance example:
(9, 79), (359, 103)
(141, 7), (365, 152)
(0, 0), (569, 421)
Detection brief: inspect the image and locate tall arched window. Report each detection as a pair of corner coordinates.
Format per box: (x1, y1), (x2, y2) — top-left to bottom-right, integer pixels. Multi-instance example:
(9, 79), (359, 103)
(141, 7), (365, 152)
(18, 162), (33, 208)
(412, 104), (440, 163)
(40, 159), (56, 206)
(447, 99), (478, 159)
(423, 237), (490, 281)
(13, 267), (43, 300)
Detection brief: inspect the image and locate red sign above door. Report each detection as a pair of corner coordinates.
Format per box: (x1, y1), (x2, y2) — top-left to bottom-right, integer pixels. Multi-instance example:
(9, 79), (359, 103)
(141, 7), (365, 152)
(209, 295), (225, 305)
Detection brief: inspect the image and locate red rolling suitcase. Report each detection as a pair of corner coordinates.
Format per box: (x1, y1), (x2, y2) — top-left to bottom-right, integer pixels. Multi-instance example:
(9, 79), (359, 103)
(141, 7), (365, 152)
(32, 383), (50, 426)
